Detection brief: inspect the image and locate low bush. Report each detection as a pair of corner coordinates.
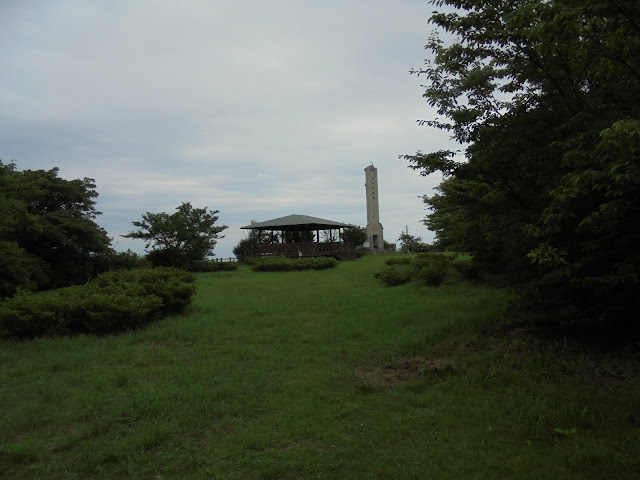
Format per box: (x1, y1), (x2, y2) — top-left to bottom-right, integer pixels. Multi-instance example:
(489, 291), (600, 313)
(0, 268), (196, 338)
(60, 284), (163, 335)
(251, 256), (338, 272)
(416, 264), (447, 286)
(189, 260), (239, 272)
(250, 256), (291, 271)
(92, 267), (196, 314)
(385, 257), (413, 266)
(374, 267), (414, 286)
(413, 253), (457, 268)
(0, 290), (64, 337)
(414, 254), (451, 286)
(374, 253), (459, 287)
(294, 257), (337, 271)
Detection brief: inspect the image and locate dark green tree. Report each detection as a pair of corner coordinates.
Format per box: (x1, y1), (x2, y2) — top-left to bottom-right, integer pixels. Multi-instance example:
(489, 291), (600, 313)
(233, 223), (280, 260)
(397, 229), (424, 253)
(124, 202), (227, 269)
(341, 226), (368, 247)
(0, 160), (113, 296)
(232, 237), (255, 260)
(407, 0), (640, 329)
(0, 240), (47, 298)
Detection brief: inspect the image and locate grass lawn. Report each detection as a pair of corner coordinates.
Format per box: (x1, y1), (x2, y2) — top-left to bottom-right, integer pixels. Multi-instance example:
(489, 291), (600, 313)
(1, 254), (638, 479)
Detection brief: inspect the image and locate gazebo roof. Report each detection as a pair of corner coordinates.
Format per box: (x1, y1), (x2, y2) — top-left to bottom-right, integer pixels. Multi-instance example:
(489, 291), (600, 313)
(241, 214), (351, 231)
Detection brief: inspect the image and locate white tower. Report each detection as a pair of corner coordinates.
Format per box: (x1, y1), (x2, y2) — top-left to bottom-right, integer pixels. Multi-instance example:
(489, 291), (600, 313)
(364, 164), (384, 250)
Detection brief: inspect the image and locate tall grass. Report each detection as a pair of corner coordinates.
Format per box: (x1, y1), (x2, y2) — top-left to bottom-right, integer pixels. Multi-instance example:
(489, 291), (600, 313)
(0, 254), (638, 479)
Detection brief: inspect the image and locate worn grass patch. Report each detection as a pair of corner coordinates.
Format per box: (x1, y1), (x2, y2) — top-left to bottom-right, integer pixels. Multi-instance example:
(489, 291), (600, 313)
(0, 254), (638, 479)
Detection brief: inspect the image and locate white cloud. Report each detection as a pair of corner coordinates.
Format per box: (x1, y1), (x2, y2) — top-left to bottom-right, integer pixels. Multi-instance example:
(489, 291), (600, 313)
(1, 0), (452, 258)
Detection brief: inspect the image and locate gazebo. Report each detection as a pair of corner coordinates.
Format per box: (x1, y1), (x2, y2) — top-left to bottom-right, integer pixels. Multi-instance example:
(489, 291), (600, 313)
(241, 214), (354, 259)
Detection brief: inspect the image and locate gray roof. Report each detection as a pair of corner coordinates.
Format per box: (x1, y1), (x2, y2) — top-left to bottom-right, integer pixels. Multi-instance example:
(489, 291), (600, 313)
(241, 214), (351, 231)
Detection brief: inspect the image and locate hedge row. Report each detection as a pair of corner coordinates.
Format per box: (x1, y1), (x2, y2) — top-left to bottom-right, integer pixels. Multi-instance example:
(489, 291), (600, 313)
(250, 256), (338, 272)
(0, 267), (196, 338)
(375, 254), (476, 287)
(189, 260), (239, 272)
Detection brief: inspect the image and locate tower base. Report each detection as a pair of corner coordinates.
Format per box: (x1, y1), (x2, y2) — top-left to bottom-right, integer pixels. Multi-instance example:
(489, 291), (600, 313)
(366, 223), (384, 250)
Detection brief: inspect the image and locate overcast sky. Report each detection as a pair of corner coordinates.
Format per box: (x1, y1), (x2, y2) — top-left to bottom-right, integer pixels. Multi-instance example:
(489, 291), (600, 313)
(0, 0), (452, 258)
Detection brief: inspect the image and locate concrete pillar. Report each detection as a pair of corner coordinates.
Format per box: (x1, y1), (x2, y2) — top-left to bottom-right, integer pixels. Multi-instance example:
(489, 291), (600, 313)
(364, 164), (384, 249)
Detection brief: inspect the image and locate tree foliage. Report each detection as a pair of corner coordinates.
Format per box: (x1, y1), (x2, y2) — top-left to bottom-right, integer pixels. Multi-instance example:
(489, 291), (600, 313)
(408, 0), (640, 329)
(340, 226), (368, 247)
(233, 223), (281, 260)
(124, 202), (227, 269)
(0, 161), (113, 297)
(397, 229), (428, 253)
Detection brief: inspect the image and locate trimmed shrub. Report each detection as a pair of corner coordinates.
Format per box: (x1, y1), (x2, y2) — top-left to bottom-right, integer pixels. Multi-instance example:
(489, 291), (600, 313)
(93, 267), (196, 314)
(297, 257), (337, 270)
(374, 253), (469, 287)
(413, 252), (456, 268)
(385, 257), (413, 266)
(189, 260), (239, 272)
(0, 290), (64, 337)
(59, 284), (163, 335)
(374, 254), (456, 287)
(250, 256), (292, 271)
(416, 264), (448, 286)
(374, 267), (414, 286)
(251, 256), (338, 272)
(0, 267), (196, 338)
(413, 254), (451, 286)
